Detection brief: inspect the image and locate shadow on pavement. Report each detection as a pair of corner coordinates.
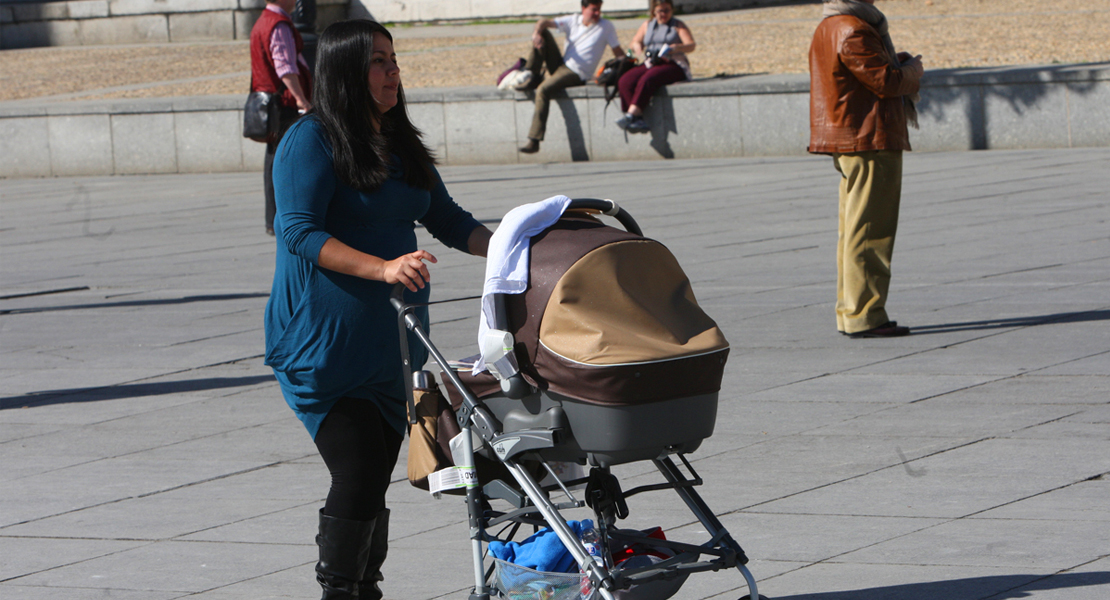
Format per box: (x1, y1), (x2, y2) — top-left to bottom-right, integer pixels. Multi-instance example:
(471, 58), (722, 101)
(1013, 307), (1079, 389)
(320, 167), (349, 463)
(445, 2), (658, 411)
(0, 375), (276, 409)
(771, 571), (1110, 600)
(912, 309), (1110, 335)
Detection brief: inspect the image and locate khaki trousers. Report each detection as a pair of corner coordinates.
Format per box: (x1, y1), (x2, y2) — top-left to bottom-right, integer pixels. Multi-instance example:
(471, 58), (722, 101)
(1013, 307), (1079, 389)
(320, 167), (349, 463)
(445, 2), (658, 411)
(525, 29), (584, 141)
(833, 150), (903, 334)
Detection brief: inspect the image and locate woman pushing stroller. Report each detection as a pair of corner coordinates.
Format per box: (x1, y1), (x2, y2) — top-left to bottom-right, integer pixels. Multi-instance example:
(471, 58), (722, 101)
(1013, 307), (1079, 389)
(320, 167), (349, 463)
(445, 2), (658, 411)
(615, 0), (697, 134)
(263, 19), (492, 600)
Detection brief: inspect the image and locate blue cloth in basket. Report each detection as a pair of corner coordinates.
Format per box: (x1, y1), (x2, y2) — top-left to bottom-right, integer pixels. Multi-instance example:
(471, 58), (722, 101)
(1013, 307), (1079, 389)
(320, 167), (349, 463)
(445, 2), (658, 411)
(489, 519), (594, 574)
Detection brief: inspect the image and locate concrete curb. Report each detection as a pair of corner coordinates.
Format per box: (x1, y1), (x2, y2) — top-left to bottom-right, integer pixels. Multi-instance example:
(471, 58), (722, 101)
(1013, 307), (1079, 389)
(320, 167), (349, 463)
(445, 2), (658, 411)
(1, 62), (1107, 177)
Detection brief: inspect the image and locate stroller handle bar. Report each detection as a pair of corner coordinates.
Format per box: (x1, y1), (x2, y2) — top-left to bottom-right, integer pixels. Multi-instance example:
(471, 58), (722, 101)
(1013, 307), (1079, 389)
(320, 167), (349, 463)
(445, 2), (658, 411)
(565, 198), (642, 236)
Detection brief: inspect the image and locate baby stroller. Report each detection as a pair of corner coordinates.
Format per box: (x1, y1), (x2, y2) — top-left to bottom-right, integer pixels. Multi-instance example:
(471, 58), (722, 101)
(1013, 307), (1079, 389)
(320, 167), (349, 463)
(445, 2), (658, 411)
(391, 199), (764, 600)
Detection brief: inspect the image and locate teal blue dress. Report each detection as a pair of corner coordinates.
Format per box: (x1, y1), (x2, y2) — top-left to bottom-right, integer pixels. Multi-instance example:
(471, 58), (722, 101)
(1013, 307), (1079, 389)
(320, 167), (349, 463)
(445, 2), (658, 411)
(264, 117), (481, 439)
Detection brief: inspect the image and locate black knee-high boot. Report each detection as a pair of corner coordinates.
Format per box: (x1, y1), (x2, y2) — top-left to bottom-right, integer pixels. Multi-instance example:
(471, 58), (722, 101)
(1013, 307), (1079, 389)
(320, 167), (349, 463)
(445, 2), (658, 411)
(358, 509), (389, 600)
(316, 510), (376, 600)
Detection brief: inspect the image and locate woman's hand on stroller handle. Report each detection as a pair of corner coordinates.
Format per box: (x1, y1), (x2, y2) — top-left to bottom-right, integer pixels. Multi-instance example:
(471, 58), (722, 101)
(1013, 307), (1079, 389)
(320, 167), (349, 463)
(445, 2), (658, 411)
(383, 250), (437, 292)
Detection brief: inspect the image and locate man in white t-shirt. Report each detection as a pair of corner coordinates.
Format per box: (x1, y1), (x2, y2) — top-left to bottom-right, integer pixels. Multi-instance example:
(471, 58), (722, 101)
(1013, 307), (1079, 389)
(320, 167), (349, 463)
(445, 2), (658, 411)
(518, 0), (623, 154)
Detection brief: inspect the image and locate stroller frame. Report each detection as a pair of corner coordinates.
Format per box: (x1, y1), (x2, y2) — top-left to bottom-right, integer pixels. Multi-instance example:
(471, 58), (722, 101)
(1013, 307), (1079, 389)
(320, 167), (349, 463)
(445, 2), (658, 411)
(391, 199), (761, 600)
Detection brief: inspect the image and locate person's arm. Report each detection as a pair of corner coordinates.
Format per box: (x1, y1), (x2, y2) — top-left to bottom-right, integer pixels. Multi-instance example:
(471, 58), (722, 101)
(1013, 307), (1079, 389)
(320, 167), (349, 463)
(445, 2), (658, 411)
(840, 28), (923, 97)
(317, 240), (436, 291)
(631, 21), (648, 57)
(467, 226), (493, 258)
(419, 168), (490, 257)
(271, 23), (312, 111)
(532, 17), (558, 49)
(280, 74), (311, 112)
(611, 44), (625, 59)
(668, 22), (696, 55)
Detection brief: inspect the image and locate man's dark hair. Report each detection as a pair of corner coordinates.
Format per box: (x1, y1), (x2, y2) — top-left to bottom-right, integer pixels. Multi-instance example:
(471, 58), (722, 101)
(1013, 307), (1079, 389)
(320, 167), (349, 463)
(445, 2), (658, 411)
(309, 19), (436, 193)
(582, 0), (603, 7)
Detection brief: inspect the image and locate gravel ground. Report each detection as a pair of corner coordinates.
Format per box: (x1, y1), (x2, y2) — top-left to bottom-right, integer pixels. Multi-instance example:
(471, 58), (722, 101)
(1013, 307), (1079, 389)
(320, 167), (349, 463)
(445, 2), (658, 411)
(1, 0), (1107, 102)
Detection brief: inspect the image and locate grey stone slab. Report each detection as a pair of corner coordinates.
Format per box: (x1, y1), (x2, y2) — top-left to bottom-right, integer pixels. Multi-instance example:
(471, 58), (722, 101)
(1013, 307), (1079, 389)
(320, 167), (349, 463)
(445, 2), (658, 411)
(406, 101), (447, 161)
(757, 437), (1110, 519)
(715, 512), (948, 565)
(0, 456), (268, 526)
(799, 394), (1084, 439)
(0, 115), (51, 177)
(108, 0), (236, 16)
(582, 96), (658, 162)
(168, 10), (233, 42)
(0, 536), (144, 581)
(77, 13), (168, 45)
(744, 373), (998, 407)
(0, 20), (81, 49)
(443, 99), (518, 165)
(47, 113), (113, 176)
(740, 91), (809, 157)
(70, 1), (111, 20)
(1002, 556), (1110, 600)
(984, 82), (1072, 149)
(744, 562), (1060, 600)
(173, 564), (317, 599)
(971, 478), (1110, 522)
(516, 95), (593, 164)
(2, 488), (303, 540)
(111, 112), (178, 174)
(179, 501), (318, 544)
(158, 460), (327, 503)
(14, 539), (311, 592)
(174, 109), (244, 173)
(240, 129), (266, 170)
(1068, 80), (1110, 148)
(232, 9), (260, 40)
(667, 94), (745, 159)
(835, 517), (1110, 570)
(0, 422), (63, 444)
(0, 585), (180, 600)
(915, 84), (983, 151)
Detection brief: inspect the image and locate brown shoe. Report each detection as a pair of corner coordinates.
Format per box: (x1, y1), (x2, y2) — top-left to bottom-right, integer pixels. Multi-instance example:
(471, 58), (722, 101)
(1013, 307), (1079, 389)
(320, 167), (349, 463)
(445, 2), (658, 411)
(519, 138), (540, 154)
(848, 321), (910, 338)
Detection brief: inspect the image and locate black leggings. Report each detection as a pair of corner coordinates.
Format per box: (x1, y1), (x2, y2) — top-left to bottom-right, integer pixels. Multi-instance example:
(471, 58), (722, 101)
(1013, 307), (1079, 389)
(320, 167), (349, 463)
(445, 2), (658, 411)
(313, 397), (404, 522)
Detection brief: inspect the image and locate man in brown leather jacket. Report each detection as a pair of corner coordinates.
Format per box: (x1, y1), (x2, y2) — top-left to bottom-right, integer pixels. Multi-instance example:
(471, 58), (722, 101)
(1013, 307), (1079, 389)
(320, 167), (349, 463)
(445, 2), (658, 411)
(809, 0), (923, 338)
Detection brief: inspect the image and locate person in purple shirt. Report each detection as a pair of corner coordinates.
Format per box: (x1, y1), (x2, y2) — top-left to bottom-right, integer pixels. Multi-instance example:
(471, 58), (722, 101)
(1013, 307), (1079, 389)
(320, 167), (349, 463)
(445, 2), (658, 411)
(264, 20), (492, 600)
(250, 0), (313, 235)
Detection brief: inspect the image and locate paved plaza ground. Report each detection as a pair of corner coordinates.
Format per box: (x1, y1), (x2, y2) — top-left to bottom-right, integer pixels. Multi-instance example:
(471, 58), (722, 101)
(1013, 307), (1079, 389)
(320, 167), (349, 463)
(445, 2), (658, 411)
(1, 148), (1108, 599)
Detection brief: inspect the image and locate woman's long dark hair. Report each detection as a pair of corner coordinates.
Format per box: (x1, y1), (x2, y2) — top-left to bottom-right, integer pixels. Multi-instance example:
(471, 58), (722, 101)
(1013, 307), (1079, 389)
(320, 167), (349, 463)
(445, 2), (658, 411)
(312, 20), (436, 192)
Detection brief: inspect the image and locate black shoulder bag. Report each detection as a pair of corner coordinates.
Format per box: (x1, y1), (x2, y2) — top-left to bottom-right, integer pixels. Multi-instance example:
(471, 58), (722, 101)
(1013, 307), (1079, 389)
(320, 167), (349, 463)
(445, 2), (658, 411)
(243, 74), (282, 143)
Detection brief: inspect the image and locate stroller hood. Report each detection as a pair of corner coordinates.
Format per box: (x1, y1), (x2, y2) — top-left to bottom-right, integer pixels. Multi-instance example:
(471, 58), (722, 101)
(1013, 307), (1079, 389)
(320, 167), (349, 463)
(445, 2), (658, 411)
(505, 215), (729, 405)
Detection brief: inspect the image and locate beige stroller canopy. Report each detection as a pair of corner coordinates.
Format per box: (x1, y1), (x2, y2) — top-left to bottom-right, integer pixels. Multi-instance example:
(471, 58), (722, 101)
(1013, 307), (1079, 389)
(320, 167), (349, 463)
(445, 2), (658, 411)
(505, 214), (729, 406)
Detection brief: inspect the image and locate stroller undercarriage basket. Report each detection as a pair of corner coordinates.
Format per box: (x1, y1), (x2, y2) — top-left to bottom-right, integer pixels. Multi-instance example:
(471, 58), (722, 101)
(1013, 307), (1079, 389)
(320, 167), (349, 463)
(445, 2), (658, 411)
(392, 199), (763, 600)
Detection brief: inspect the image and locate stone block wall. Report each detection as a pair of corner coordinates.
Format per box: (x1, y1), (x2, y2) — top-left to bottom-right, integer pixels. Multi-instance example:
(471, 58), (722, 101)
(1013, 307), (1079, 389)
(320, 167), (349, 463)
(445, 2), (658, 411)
(349, 0), (646, 24)
(0, 0), (348, 48)
(2, 63), (1106, 178)
(0, 0), (779, 48)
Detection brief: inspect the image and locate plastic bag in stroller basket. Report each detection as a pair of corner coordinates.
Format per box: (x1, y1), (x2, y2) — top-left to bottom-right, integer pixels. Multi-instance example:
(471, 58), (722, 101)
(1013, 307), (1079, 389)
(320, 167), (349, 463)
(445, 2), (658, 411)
(492, 559), (594, 600)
